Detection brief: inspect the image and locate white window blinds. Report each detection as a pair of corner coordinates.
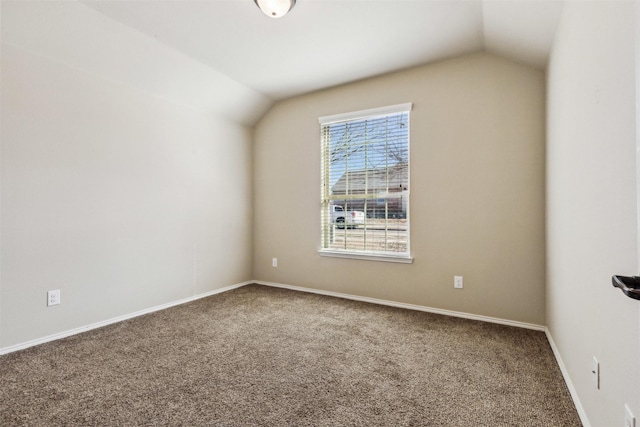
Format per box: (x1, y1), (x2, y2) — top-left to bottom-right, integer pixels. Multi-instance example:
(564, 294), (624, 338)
(319, 103), (412, 261)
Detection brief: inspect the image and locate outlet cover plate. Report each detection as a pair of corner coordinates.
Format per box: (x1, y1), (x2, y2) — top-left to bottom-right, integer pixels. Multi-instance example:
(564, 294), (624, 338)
(454, 276), (463, 289)
(47, 290), (61, 306)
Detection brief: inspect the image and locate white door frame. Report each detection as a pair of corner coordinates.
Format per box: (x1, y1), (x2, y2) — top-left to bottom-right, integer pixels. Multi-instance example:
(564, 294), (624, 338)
(636, 0), (640, 403)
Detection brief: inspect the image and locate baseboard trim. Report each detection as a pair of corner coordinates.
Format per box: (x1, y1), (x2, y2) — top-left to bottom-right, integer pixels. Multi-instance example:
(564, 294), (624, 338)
(253, 280), (545, 331)
(544, 328), (590, 427)
(0, 281), (252, 356)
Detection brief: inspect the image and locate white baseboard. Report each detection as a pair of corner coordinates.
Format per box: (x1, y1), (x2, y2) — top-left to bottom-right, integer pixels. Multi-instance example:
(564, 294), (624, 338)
(545, 327), (590, 427)
(254, 280), (545, 331)
(0, 281), (252, 356)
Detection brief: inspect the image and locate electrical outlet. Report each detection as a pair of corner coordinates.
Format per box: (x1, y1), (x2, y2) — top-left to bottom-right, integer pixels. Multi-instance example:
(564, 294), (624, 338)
(272, 258), (278, 267)
(592, 356), (599, 389)
(454, 276), (463, 289)
(625, 404), (636, 427)
(47, 290), (61, 306)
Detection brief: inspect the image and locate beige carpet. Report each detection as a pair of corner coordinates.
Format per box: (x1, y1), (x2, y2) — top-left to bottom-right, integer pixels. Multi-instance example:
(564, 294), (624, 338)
(1, 284), (581, 426)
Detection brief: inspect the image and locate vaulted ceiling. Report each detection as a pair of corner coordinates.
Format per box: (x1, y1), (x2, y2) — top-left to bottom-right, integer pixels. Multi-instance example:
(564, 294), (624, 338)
(2, 1), (563, 126)
(83, 0), (563, 100)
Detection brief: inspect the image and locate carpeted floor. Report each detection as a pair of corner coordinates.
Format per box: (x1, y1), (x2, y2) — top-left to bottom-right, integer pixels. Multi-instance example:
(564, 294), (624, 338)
(1, 284), (581, 426)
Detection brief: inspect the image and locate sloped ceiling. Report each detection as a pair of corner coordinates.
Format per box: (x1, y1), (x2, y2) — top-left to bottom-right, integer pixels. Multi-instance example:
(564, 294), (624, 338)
(2, 0), (563, 126)
(83, 0), (563, 100)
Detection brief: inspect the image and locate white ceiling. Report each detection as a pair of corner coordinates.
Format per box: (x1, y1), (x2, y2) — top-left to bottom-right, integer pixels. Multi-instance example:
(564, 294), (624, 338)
(81, 0), (564, 101)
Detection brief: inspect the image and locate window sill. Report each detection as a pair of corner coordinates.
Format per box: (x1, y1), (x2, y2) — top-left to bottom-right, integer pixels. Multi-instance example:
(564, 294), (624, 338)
(318, 249), (414, 264)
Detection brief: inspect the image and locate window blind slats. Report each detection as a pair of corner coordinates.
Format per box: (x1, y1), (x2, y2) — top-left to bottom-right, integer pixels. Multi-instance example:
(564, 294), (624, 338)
(320, 106), (410, 256)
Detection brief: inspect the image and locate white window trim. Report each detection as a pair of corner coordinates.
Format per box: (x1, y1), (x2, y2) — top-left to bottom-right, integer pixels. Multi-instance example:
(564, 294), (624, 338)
(319, 103), (413, 125)
(319, 103), (413, 263)
(318, 249), (414, 264)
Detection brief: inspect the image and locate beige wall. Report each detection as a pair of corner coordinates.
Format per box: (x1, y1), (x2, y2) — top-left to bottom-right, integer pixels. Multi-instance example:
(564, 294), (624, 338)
(0, 43), (254, 349)
(546, 2), (639, 425)
(253, 53), (546, 326)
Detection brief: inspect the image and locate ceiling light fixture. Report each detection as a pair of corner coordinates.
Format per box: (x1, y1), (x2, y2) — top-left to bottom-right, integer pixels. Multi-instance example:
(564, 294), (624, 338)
(254, 0), (296, 18)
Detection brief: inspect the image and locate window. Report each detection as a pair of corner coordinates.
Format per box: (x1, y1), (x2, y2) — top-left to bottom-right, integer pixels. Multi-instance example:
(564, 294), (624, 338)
(319, 103), (412, 263)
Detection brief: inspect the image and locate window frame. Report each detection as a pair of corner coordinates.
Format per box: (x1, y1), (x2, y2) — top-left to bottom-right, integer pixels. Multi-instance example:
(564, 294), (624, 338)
(318, 103), (413, 263)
